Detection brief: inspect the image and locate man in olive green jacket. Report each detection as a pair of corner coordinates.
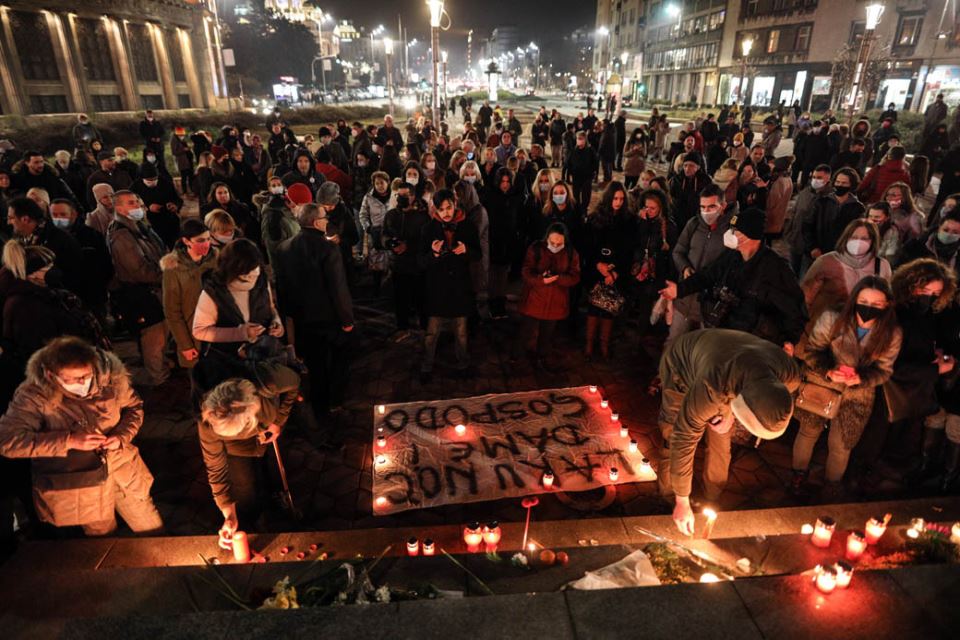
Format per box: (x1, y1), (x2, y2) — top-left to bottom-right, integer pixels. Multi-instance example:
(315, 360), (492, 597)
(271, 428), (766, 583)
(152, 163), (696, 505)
(659, 329), (800, 535)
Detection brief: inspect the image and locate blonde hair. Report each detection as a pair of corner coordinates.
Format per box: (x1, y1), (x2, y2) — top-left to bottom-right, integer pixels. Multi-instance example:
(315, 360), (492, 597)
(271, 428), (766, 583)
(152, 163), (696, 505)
(26, 187), (50, 208)
(2, 240), (54, 280)
(54, 150), (71, 162)
(532, 168), (554, 203)
(203, 209), (236, 235)
(459, 160), (482, 184)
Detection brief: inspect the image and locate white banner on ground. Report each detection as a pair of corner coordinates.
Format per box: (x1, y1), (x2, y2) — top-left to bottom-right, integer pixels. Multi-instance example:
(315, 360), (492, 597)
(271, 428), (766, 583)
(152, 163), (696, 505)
(371, 386), (656, 515)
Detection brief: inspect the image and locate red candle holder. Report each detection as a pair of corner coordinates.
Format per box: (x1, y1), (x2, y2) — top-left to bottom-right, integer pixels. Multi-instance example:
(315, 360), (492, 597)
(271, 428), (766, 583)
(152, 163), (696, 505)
(406, 537), (420, 556)
(463, 521), (483, 552)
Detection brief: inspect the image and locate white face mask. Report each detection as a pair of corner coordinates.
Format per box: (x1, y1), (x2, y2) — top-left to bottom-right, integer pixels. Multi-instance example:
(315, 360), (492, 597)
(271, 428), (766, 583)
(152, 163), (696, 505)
(547, 242), (564, 254)
(214, 233), (234, 245)
(723, 229), (739, 250)
(407, 175), (419, 186)
(425, 162), (436, 171)
(128, 207), (145, 221)
(143, 179), (158, 188)
(145, 155), (156, 164)
(846, 238), (871, 256)
(810, 178), (827, 190)
(700, 210), (721, 225)
(269, 185), (285, 195)
(462, 175), (476, 184)
(888, 199), (902, 209)
(57, 375), (92, 398)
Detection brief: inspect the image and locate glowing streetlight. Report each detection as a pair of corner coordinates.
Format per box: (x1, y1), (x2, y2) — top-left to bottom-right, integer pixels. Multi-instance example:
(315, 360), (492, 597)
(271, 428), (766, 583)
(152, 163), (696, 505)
(384, 36), (394, 116)
(427, 0), (445, 119)
(848, 3), (885, 120)
(737, 37), (754, 105)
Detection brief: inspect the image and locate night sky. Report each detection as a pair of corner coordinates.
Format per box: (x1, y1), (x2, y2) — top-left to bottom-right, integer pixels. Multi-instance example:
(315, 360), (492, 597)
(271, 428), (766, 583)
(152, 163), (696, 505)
(322, 0), (594, 70)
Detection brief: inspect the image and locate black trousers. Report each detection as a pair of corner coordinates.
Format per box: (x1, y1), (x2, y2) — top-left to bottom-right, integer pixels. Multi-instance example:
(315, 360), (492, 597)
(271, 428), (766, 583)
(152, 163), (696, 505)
(393, 271), (425, 330)
(296, 322), (352, 413)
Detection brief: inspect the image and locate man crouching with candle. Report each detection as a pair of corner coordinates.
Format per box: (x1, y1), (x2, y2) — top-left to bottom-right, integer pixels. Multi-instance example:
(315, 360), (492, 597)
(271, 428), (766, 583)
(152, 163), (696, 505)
(658, 329), (800, 535)
(199, 364), (299, 540)
(0, 336), (163, 536)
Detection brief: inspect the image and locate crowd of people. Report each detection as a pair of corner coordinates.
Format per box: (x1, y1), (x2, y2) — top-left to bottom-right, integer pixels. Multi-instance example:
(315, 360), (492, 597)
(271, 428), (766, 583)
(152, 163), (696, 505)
(0, 92), (959, 542)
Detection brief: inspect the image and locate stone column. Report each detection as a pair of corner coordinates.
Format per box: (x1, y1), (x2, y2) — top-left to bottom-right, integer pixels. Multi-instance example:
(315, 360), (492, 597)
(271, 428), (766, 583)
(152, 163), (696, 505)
(62, 14), (93, 114)
(0, 7), (24, 115)
(177, 27), (204, 109)
(148, 23), (178, 109)
(104, 17), (138, 110)
(46, 11), (86, 112)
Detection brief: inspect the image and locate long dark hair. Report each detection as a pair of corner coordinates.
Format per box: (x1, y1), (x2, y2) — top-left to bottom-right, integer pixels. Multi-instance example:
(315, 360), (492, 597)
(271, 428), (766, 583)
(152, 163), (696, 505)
(591, 180), (628, 225)
(831, 276), (898, 361)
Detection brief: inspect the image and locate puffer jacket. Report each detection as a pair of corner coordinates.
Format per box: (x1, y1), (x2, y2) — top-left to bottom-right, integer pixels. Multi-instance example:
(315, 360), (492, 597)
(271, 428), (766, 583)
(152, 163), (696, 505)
(518, 241), (581, 320)
(671, 203), (735, 320)
(0, 347), (152, 527)
(161, 245), (218, 367)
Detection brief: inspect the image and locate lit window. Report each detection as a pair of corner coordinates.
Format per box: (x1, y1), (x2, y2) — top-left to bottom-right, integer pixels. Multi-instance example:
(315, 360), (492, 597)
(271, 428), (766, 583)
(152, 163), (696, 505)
(767, 30), (780, 53)
(897, 16), (923, 46)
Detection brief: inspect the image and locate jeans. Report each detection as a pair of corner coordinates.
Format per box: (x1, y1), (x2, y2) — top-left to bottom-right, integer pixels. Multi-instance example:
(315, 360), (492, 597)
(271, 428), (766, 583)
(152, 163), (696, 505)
(792, 409), (854, 483)
(140, 321), (169, 386)
(422, 316), (469, 373)
(550, 144), (562, 167)
(601, 159), (613, 183)
(393, 271), (424, 330)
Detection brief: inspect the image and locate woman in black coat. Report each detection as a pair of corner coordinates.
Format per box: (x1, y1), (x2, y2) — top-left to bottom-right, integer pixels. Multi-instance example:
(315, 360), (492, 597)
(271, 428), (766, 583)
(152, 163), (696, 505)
(598, 120), (617, 184)
(854, 258), (957, 486)
(482, 167), (524, 318)
(582, 181), (636, 360)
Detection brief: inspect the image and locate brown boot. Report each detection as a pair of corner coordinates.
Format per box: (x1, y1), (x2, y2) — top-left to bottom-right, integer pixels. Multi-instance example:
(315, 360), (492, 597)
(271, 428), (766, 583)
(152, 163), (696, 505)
(599, 318), (614, 360)
(584, 315), (599, 360)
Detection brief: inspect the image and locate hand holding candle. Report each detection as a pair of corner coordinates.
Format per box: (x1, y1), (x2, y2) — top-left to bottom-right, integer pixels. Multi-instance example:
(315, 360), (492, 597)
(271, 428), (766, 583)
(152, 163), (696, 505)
(702, 508), (718, 540)
(231, 530), (251, 563)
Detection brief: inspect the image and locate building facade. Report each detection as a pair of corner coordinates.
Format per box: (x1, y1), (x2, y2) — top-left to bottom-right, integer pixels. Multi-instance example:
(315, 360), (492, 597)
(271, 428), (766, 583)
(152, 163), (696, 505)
(595, 0), (960, 111)
(0, 0), (227, 116)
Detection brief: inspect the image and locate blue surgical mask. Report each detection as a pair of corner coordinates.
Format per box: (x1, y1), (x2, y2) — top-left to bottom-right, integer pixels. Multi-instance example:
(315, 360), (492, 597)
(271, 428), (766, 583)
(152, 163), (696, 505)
(552, 193), (567, 206)
(51, 217), (71, 229)
(128, 207), (145, 221)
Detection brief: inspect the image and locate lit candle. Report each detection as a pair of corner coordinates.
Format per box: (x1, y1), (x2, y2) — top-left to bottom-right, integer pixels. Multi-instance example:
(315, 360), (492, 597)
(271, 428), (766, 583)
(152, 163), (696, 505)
(520, 496), (539, 552)
(377, 435), (386, 448)
(908, 517), (925, 539)
(454, 423), (466, 435)
(463, 521), (483, 552)
(811, 517), (836, 548)
(800, 523), (815, 536)
(588, 385), (598, 393)
(376, 454), (387, 465)
(406, 537), (420, 556)
(628, 439), (638, 453)
(834, 561), (854, 588)
(609, 467), (619, 481)
(639, 458), (653, 474)
(543, 471), (554, 488)
(699, 572), (720, 583)
(375, 496), (388, 508)
(378, 404), (386, 415)
(906, 527), (920, 539)
(422, 538), (435, 556)
(702, 508), (718, 540)
(482, 521), (502, 552)
(864, 515), (889, 545)
(815, 565), (837, 594)
(845, 531), (867, 561)
(611, 413), (620, 423)
(231, 531), (250, 563)
(620, 426), (629, 438)
(952, 522), (960, 545)
(600, 399), (609, 409)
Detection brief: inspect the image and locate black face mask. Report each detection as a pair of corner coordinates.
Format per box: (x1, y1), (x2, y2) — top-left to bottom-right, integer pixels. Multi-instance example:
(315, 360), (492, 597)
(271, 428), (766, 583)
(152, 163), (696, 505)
(396, 195), (411, 210)
(44, 266), (63, 289)
(855, 304), (884, 323)
(914, 294), (937, 313)
(834, 186), (851, 196)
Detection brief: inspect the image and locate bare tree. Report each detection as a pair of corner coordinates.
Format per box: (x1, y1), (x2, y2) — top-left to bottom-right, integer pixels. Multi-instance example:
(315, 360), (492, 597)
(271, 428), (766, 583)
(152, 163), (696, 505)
(829, 41), (893, 111)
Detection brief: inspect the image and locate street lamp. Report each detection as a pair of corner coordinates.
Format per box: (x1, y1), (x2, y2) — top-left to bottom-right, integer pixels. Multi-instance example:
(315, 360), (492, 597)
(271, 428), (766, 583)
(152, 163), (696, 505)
(384, 37), (394, 115)
(739, 37), (754, 106)
(427, 0), (445, 121)
(441, 49), (448, 106)
(848, 2), (885, 120)
(529, 42), (540, 91)
(596, 26), (611, 92)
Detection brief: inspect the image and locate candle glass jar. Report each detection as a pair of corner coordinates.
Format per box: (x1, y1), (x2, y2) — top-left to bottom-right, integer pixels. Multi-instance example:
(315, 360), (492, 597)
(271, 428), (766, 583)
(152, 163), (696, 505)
(845, 531), (866, 561)
(543, 471), (554, 488)
(628, 439), (638, 453)
(834, 561), (853, 588)
(482, 521), (502, 552)
(406, 537), (420, 556)
(952, 522), (960, 546)
(815, 565), (837, 594)
(600, 399), (609, 409)
(609, 467), (619, 481)
(422, 538), (435, 556)
(811, 516), (836, 548)
(864, 517), (886, 545)
(619, 426), (629, 438)
(463, 522), (483, 551)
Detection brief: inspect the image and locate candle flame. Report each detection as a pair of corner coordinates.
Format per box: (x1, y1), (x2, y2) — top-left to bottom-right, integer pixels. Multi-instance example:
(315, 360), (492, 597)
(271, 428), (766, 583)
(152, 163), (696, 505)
(699, 573), (720, 583)
(703, 508), (718, 520)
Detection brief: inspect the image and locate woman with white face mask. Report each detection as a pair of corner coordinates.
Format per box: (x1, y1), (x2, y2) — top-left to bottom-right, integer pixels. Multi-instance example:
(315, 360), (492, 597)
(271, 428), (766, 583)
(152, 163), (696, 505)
(0, 336), (163, 536)
(192, 239), (283, 387)
(801, 219), (892, 323)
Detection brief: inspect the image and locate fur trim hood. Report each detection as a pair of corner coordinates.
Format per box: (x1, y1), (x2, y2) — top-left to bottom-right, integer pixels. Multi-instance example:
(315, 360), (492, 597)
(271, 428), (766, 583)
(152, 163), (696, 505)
(24, 345), (129, 404)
